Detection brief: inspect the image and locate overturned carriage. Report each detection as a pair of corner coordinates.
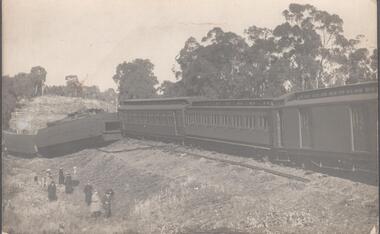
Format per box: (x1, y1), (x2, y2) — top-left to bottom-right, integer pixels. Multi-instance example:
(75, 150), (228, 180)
(3, 110), (122, 157)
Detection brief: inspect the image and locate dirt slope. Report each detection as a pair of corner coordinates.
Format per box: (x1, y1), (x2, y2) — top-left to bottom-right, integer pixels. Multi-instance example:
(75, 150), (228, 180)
(2, 138), (378, 234)
(8, 96), (116, 134)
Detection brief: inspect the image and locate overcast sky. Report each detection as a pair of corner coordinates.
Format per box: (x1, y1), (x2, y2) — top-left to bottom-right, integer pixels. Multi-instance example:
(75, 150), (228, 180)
(3, 0), (377, 91)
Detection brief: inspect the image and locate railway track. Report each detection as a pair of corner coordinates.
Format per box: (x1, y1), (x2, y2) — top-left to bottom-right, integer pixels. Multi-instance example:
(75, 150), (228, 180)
(96, 143), (311, 183)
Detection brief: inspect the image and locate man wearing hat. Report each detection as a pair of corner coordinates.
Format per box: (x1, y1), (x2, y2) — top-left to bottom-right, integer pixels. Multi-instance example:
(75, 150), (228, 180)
(58, 168), (65, 185)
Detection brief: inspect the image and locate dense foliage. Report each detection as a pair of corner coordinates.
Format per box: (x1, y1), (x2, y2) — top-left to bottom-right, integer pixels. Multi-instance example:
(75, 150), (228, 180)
(159, 3), (377, 98)
(2, 67), (47, 129)
(112, 59), (159, 100)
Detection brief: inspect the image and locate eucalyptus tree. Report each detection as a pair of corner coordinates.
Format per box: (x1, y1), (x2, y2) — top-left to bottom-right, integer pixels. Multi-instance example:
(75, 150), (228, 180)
(112, 59), (158, 100)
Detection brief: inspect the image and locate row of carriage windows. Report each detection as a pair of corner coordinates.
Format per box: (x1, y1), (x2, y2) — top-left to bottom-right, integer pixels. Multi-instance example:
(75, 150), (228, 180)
(120, 111), (175, 126)
(185, 111), (269, 130)
(120, 110), (269, 130)
(120, 106), (370, 152)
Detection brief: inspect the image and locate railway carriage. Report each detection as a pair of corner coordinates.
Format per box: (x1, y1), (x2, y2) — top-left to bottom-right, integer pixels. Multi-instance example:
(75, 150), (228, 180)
(117, 81), (378, 182)
(184, 99), (274, 155)
(118, 97), (197, 142)
(271, 81), (378, 177)
(36, 111), (121, 156)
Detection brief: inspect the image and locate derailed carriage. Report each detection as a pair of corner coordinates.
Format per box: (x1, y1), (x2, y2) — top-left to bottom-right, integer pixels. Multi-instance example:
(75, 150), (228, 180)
(118, 97), (198, 142)
(118, 81), (378, 181)
(37, 111), (122, 156)
(3, 110), (122, 157)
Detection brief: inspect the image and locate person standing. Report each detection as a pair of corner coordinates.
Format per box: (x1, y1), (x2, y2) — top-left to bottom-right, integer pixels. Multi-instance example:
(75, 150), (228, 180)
(73, 166), (77, 175)
(73, 166), (77, 178)
(47, 181), (57, 201)
(83, 181), (93, 206)
(40, 171), (45, 187)
(46, 169), (52, 186)
(58, 168), (65, 185)
(90, 191), (102, 217)
(103, 191), (113, 218)
(41, 170), (48, 187)
(65, 173), (73, 194)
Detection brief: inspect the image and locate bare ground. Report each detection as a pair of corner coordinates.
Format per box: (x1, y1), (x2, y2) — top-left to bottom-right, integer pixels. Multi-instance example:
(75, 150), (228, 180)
(2, 138), (378, 234)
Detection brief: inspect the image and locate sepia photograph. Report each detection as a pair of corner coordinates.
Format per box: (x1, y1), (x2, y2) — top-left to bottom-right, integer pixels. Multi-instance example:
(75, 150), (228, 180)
(2, 0), (378, 233)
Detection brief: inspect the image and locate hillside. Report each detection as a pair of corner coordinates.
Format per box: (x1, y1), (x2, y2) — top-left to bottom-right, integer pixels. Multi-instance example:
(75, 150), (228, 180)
(8, 96), (117, 134)
(2, 138), (378, 234)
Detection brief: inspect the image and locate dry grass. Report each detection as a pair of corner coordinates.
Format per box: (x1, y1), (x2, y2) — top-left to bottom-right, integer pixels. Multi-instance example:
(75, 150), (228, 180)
(2, 139), (379, 234)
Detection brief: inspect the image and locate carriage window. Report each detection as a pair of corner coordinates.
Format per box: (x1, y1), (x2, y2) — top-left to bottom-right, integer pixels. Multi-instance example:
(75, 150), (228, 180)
(241, 116), (246, 129)
(264, 116), (268, 130)
(105, 122), (120, 131)
(227, 115), (232, 127)
(159, 113), (163, 125)
(187, 113), (190, 125)
(252, 115), (256, 129)
(258, 116), (262, 129)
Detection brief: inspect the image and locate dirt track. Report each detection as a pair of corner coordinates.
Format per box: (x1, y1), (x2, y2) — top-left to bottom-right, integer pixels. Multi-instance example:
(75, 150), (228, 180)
(2, 138), (378, 234)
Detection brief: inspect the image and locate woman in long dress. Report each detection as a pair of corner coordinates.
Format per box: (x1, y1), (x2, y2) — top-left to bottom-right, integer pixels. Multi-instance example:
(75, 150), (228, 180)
(90, 191), (101, 217)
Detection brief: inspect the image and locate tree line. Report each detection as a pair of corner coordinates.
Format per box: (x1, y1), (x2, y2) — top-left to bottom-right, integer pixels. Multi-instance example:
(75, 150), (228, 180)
(44, 75), (117, 103)
(113, 3), (377, 100)
(3, 66), (47, 129)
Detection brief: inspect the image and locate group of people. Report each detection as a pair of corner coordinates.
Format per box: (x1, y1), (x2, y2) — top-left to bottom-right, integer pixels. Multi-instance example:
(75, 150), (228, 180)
(37, 167), (114, 218)
(84, 182), (114, 218)
(35, 168), (74, 202)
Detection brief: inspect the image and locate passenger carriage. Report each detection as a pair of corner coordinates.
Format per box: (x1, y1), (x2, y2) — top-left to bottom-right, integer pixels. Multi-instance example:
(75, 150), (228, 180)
(36, 111), (121, 157)
(118, 97), (198, 142)
(183, 99), (274, 156)
(117, 81), (378, 182)
(272, 81), (378, 178)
